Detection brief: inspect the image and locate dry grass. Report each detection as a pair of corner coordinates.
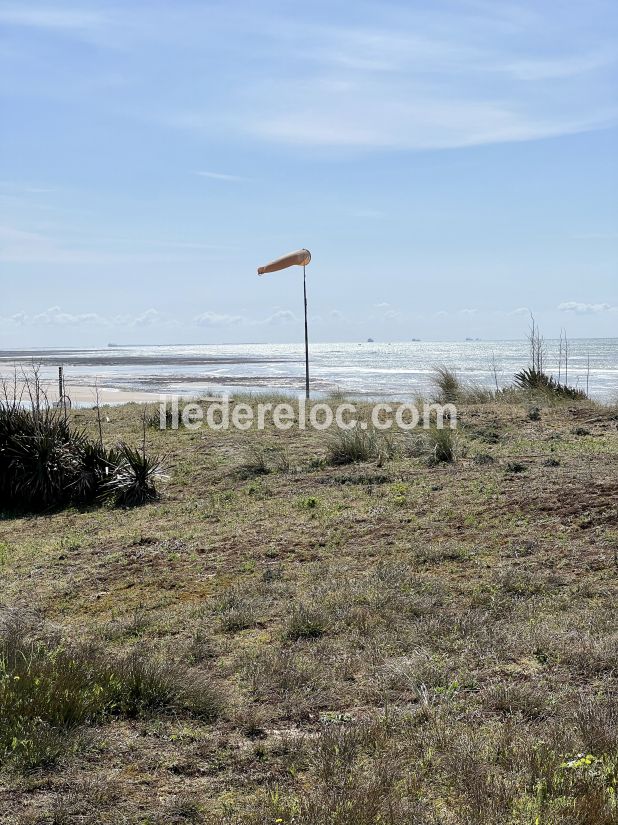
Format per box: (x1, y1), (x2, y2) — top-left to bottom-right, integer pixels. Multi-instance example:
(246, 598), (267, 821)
(0, 394), (617, 823)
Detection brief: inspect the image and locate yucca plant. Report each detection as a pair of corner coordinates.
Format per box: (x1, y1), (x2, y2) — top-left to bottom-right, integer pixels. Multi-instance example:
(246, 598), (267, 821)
(103, 443), (161, 507)
(0, 402), (163, 513)
(68, 440), (119, 504)
(513, 368), (586, 400)
(1, 406), (75, 510)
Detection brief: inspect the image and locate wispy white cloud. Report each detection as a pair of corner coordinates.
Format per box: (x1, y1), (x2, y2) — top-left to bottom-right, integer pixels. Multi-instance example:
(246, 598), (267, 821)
(226, 9), (618, 150)
(31, 306), (108, 326)
(194, 171), (248, 182)
(3, 4), (616, 152)
(128, 308), (170, 327)
(0, 6), (106, 31)
(193, 308), (300, 327)
(265, 309), (297, 325)
(504, 51), (616, 81)
(383, 309), (400, 321)
(2, 306), (177, 328)
(5, 305), (307, 330)
(558, 301), (617, 314)
(195, 311), (244, 327)
(247, 90), (615, 150)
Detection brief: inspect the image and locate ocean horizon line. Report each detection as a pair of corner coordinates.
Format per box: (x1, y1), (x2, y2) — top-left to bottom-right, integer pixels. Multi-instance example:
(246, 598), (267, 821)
(2, 335), (618, 353)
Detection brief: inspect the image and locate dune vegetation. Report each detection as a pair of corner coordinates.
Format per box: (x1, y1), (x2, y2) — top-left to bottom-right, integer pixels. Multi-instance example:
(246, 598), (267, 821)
(1, 386), (617, 824)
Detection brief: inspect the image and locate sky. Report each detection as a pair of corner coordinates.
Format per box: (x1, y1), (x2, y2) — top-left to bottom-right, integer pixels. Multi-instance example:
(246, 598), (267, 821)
(1, 0), (617, 347)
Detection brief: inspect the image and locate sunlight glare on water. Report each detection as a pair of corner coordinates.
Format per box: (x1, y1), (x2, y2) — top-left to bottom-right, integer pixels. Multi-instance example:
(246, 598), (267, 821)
(1, 339), (617, 401)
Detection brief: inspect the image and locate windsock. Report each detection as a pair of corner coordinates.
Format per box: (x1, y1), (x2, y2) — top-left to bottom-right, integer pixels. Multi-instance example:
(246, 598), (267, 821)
(257, 248), (311, 275)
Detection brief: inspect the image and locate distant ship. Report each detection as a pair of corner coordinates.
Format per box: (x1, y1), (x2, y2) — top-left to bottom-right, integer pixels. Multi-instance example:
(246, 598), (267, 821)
(367, 337), (374, 342)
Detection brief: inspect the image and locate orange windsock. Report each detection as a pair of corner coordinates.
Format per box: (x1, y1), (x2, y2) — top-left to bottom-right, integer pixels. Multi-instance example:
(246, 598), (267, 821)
(257, 248), (311, 275)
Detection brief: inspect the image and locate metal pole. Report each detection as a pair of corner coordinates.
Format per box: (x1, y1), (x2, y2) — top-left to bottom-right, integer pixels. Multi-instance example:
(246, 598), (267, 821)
(303, 264), (309, 400)
(58, 366), (63, 400)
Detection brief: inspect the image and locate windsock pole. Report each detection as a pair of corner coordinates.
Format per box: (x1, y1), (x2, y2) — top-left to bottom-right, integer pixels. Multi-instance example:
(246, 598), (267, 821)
(257, 248), (312, 400)
(303, 264), (309, 400)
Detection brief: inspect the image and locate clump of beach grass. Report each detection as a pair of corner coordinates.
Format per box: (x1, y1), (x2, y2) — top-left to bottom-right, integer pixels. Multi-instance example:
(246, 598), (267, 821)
(405, 424), (457, 463)
(237, 445), (271, 478)
(326, 427), (379, 465)
(433, 365), (462, 404)
(432, 366), (496, 405)
(285, 602), (329, 641)
(325, 425), (399, 466)
(427, 424), (457, 463)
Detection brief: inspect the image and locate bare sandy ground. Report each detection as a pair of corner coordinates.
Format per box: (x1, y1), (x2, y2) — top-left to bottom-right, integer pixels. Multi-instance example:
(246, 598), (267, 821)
(56, 385), (161, 405)
(0, 374), (160, 407)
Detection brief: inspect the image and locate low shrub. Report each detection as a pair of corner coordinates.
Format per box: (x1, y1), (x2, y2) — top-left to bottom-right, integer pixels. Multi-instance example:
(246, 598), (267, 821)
(237, 446), (271, 478)
(0, 616), (220, 771)
(285, 603), (329, 640)
(216, 585), (259, 633)
(0, 402), (161, 513)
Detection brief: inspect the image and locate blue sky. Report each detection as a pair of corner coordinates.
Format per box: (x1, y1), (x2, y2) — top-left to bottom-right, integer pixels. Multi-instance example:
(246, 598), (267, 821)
(1, 0), (617, 347)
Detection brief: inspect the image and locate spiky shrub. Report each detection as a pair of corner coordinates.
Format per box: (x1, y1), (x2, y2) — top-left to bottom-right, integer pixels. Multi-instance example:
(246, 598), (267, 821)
(0, 405), (17, 503)
(103, 443), (161, 508)
(0, 405), (75, 510)
(0, 402), (161, 513)
(513, 368), (586, 400)
(69, 440), (119, 504)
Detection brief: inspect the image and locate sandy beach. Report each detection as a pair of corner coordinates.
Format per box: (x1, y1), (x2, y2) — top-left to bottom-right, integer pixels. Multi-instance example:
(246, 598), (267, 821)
(0, 371), (161, 406)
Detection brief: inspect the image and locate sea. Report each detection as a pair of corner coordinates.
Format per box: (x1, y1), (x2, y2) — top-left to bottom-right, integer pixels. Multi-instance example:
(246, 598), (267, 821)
(1, 339), (617, 403)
